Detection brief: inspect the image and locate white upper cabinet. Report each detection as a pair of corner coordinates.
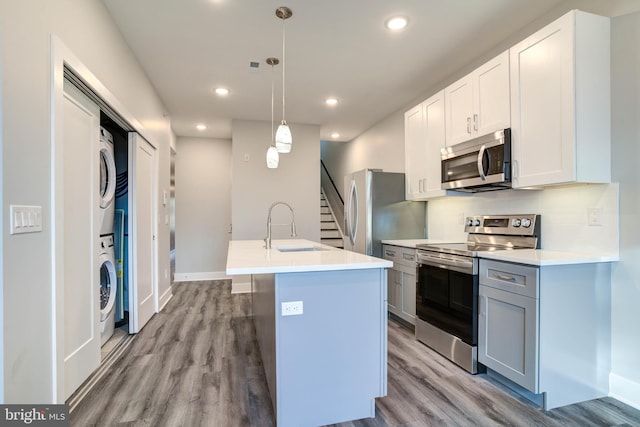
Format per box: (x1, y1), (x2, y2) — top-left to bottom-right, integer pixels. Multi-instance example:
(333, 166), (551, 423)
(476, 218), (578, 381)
(445, 50), (510, 145)
(404, 90), (447, 200)
(510, 10), (610, 188)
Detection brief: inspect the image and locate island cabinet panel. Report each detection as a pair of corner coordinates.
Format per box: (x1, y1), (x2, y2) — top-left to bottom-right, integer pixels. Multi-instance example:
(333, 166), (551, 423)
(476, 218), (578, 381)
(252, 268), (388, 427)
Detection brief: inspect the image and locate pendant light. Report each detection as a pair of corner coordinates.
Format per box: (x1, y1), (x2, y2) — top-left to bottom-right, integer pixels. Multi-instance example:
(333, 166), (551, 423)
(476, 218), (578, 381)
(266, 57), (280, 169)
(274, 6), (293, 153)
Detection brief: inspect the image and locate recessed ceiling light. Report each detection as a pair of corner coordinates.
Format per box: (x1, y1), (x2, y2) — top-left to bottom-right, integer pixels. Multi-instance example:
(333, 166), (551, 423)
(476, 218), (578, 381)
(215, 87), (229, 96)
(331, 133), (340, 139)
(325, 98), (338, 106)
(385, 16), (408, 31)
(196, 124), (207, 131)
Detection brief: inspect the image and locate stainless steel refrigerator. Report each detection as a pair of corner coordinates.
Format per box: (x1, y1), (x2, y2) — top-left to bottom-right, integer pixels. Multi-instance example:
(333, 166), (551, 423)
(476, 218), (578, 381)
(344, 169), (426, 257)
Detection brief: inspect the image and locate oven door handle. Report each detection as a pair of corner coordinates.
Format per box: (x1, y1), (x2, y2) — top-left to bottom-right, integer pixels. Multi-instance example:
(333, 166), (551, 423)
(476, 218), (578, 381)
(418, 256), (474, 272)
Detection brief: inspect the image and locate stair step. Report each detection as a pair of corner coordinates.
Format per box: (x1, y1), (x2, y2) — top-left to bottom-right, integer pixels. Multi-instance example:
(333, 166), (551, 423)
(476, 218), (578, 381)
(321, 223), (338, 230)
(321, 238), (344, 248)
(321, 229), (342, 239)
(321, 207), (331, 214)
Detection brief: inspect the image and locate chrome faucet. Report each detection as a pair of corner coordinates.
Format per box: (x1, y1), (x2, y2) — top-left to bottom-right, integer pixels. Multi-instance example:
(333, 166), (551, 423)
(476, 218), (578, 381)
(265, 201), (297, 249)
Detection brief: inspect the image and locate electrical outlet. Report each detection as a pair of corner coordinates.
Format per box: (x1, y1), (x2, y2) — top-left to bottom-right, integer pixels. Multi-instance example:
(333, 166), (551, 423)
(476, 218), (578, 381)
(281, 301), (303, 316)
(587, 207), (603, 226)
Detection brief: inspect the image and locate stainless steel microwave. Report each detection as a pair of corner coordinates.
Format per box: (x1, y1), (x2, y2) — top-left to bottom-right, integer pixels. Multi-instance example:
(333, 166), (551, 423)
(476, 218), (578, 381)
(441, 129), (511, 192)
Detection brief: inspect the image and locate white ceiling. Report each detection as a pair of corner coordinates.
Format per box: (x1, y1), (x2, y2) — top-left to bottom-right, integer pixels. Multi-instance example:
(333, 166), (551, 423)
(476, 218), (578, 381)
(102, 0), (569, 141)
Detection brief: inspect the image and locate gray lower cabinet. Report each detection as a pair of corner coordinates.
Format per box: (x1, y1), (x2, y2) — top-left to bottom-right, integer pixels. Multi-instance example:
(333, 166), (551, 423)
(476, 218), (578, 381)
(479, 258), (612, 410)
(383, 244), (417, 324)
(479, 274), (539, 392)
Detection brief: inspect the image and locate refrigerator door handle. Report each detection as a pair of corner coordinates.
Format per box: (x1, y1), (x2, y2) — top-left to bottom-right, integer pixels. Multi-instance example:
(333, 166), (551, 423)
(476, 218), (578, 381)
(347, 179), (358, 246)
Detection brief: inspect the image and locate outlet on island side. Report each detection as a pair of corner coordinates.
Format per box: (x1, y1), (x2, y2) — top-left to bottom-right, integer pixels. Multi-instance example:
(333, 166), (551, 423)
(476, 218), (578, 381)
(281, 301), (304, 316)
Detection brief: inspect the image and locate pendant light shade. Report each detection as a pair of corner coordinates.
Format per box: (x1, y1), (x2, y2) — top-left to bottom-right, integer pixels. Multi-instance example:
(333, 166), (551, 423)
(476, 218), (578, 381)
(275, 121), (292, 153)
(266, 146), (279, 168)
(275, 6), (293, 153)
(265, 57), (280, 168)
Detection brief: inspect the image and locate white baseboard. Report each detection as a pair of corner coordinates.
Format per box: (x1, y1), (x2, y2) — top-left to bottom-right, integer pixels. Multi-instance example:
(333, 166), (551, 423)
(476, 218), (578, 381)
(173, 271), (230, 282)
(158, 287), (172, 311)
(610, 373), (640, 410)
(231, 275), (252, 294)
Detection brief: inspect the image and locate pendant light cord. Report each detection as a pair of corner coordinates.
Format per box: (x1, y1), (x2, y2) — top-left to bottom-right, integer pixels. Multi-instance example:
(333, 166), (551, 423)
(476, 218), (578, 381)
(271, 63), (275, 146)
(281, 17), (286, 122)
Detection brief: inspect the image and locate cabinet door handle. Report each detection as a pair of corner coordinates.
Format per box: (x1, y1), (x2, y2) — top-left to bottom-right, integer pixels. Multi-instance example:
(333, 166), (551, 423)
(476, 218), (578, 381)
(403, 253), (415, 261)
(473, 114), (478, 131)
(466, 117), (472, 134)
(495, 273), (517, 282)
(385, 250), (396, 257)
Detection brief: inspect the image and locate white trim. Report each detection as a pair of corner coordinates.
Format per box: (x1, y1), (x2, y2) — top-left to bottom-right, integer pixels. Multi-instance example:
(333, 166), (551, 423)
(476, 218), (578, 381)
(173, 271), (230, 282)
(0, 25), (4, 402)
(610, 373), (640, 411)
(231, 279), (252, 294)
(158, 288), (173, 311)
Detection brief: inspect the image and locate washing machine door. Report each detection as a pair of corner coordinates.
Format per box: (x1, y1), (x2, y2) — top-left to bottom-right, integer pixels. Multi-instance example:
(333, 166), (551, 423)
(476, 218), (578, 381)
(99, 252), (117, 321)
(99, 139), (116, 208)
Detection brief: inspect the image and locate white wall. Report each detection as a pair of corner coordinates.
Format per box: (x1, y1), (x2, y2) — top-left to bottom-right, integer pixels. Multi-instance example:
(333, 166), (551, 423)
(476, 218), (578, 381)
(609, 10), (640, 408)
(427, 185), (619, 254)
(174, 137), (231, 279)
(231, 120), (320, 243)
(0, 0), (172, 402)
(321, 112), (404, 200)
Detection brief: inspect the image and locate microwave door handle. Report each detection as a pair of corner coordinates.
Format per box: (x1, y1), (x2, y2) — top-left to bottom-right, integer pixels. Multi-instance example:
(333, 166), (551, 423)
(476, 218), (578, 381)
(477, 144), (488, 180)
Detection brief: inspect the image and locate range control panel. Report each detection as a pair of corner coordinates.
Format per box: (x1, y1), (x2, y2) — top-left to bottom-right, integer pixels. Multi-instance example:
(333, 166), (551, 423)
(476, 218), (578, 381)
(464, 214), (540, 236)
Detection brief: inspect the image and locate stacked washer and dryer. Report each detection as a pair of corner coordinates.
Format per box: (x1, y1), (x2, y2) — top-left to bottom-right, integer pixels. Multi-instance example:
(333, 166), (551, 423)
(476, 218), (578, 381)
(99, 127), (118, 346)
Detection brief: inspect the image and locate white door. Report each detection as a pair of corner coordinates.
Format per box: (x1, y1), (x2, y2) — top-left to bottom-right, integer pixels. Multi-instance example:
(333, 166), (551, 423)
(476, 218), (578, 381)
(128, 133), (158, 333)
(62, 80), (101, 399)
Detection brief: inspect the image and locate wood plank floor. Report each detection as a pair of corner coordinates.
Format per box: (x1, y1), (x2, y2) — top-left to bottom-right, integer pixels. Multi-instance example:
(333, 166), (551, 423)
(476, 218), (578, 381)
(71, 280), (640, 427)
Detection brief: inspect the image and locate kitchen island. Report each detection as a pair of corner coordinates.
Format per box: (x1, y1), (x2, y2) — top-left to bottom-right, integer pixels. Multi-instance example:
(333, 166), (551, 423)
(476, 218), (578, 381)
(226, 239), (391, 427)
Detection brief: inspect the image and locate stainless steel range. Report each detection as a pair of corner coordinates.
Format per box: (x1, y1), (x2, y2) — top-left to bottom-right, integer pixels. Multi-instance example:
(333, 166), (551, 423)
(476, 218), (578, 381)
(415, 214), (540, 374)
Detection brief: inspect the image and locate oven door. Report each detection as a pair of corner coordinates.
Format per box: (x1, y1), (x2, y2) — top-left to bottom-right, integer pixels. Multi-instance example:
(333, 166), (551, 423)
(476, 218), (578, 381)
(416, 252), (478, 345)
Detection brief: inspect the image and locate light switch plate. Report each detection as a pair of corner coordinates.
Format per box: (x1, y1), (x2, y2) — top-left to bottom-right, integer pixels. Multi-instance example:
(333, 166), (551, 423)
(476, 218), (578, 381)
(10, 205), (43, 235)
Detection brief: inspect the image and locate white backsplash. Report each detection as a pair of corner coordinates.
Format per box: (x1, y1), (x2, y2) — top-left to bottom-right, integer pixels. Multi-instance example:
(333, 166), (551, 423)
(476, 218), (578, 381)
(427, 183), (619, 255)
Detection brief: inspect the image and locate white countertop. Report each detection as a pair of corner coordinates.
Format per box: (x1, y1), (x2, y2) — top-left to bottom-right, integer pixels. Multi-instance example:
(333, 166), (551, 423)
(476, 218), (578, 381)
(381, 239), (462, 249)
(480, 249), (619, 266)
(226, 239), (392, 275)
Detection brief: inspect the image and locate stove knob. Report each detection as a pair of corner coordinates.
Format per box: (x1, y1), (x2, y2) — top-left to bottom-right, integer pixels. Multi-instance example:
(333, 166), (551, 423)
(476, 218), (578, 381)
(512, 218), (521, 227)
(522, 218), (532, 228)
(466, 218), (473, 227)
(472, 219), (481, 227)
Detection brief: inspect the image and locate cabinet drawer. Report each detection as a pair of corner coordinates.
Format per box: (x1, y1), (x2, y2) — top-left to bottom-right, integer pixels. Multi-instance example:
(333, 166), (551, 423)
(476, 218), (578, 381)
(382, 245), (400, 265)
(480, 259), (539, 299)
(398, 248), (417, 267)
(382, 245), (417, 268)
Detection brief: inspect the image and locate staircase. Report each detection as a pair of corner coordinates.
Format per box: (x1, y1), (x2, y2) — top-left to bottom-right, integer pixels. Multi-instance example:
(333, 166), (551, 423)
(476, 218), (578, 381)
(320, 191), (344, 249)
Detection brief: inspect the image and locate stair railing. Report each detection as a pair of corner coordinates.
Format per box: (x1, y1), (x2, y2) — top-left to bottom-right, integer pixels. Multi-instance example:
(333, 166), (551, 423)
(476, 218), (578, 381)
(320, 160), (344, 236)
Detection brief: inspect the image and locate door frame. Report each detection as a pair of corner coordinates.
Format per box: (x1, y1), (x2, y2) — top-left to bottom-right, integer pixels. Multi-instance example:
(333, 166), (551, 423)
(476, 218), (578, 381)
(51, 35), (156, 403)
